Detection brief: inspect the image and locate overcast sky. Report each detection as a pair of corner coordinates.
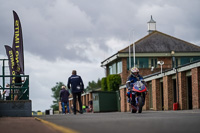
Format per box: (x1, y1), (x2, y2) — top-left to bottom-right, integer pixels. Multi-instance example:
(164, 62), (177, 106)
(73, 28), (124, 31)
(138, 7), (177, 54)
(0, 0), (200, 111)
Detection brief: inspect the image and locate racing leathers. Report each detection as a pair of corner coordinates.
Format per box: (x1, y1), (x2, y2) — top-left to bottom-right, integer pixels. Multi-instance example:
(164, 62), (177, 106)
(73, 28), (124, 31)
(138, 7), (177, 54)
(126, 74), (146, 106)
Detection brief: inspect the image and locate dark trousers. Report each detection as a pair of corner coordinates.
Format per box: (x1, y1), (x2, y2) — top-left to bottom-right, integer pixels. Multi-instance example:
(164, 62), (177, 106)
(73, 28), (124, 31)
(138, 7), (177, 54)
(73, 92), (82, 114)
(6, 96), (11, 100)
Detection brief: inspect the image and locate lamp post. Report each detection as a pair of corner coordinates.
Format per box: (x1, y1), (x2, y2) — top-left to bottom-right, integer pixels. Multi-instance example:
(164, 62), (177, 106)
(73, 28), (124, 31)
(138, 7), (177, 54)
(157, 60), (164, 74)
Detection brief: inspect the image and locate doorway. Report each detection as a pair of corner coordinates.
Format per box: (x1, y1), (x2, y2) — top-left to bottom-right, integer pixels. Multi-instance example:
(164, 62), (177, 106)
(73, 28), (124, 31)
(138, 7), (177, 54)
(173, 79), (177, 103)
(187, 76), (192, 109)
(160, 82), (164, 110)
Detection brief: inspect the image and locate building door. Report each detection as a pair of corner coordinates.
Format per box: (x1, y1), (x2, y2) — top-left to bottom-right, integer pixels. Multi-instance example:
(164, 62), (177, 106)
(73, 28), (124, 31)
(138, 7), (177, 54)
(160, 82), (164, 110)
(187, 76), (192, 109)
(173, 79), (177, 103)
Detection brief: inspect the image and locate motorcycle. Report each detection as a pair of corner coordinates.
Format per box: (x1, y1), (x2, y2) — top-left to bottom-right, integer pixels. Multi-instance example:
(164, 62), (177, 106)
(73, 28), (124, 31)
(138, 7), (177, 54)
(129, 81), (147, 113)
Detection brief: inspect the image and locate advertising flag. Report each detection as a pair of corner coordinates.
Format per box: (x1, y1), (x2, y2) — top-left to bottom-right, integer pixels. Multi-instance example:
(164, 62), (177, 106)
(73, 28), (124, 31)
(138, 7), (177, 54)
(5, 45), (16, 86)
(12, 10), (24, 74)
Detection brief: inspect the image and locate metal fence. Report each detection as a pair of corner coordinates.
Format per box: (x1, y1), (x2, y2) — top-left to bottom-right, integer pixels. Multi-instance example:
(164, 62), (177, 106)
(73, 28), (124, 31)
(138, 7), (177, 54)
(0, 59), (29, 100)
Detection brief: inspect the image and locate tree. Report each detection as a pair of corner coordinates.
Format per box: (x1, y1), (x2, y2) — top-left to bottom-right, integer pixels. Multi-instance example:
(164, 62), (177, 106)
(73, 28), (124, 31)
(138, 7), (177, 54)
(107, 74), (121, 91)
(85, 78), (101, 92)
(51, 82), (65, 110)
(101, 77), (107, 91)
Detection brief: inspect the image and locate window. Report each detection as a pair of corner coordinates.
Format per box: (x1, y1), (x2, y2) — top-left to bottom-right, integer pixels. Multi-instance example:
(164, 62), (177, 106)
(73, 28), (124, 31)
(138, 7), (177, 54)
(117, 61), (122, 74)
(180, 57), (191, 66)
(193, 57), (200, 62)
(109, 65), (113, 75)
(127, 57), (149, 69)
(173, 57), (200, 67)
(150, 58), (157, 68)
(112, 63), (116, 74)
(109, 62), (117, 75)
(136, 58), (149, 68)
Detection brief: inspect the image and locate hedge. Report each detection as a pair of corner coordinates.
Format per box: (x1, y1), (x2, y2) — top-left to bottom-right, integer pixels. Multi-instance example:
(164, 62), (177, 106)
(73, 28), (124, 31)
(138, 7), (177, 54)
(101, 77), (107, 91)
(106, 74), (121, 91)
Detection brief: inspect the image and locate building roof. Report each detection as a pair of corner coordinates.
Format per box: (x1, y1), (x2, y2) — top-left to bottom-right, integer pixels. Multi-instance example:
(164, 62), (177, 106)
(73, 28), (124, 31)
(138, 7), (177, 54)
(119, 31), (200, 53)
(101, 30), (200, 66)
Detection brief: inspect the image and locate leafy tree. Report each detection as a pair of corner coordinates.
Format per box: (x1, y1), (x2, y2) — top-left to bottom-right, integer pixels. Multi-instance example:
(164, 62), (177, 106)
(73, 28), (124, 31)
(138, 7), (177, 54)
(51, 82), (65, 110)
(85, 78), (101, 92)
(107, 74), (121, 91)
(101, 77), (107, 91)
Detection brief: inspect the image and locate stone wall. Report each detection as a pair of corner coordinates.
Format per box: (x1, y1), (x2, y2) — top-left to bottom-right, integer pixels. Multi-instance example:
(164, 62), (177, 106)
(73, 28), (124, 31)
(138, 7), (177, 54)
(0, 100), (32, 117)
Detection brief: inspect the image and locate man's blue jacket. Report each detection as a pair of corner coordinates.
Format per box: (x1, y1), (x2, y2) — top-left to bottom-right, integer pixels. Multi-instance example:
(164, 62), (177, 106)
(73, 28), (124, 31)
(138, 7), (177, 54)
(67, 75), (84, 93)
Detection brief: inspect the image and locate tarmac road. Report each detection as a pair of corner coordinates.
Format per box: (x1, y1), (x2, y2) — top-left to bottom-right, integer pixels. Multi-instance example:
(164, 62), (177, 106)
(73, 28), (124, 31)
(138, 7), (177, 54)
(37, 109), (200, 133)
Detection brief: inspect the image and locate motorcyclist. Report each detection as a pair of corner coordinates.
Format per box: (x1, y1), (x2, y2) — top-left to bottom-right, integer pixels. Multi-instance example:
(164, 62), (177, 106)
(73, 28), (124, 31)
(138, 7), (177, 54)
(126, 67), (147, 105)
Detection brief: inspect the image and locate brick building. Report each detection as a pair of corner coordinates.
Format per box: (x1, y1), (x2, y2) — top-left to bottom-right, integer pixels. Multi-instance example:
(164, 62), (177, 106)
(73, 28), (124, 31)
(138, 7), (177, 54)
(68, 16), (200, 113)
(101, 16), (200, 84)
(118, 58), (200, 112)
(101, 16), (200, 111)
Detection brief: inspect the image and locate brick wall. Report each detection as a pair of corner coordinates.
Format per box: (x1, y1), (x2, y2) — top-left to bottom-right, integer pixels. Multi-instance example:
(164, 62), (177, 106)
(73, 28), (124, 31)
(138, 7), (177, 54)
(82, 95), (86, 106)
(152, 79), (162, 110)
(121, 58), (129, 84)
(86, 94), (89, 106)
(126, 88), (130, 112)
(119, 57), (173, 85)
(143, 81), (150, 110)
(178, 71), (187, 110)
(163, 75), (173, 110)
(192, 67), (200, 109)
(157, 57), (172, 69)
(120, 88), (127, 112)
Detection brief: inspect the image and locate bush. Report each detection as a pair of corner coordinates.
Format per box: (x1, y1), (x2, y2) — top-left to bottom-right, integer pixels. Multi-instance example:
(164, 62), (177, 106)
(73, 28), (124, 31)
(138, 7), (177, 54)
(107, 74), (121, 91)
(101, 77), (107, 91)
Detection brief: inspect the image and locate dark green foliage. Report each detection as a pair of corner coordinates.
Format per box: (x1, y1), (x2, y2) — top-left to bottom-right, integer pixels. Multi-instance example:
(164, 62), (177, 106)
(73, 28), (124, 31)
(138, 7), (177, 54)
(107, 74), (121, 91)
(101, 77), (107, 91)
(85, 78), (101, 92)
(51, 82), (65, 111)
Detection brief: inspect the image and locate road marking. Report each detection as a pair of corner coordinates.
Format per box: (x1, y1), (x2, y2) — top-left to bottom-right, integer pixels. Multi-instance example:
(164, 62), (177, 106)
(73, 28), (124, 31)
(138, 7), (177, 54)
(35, 117), (79, 133)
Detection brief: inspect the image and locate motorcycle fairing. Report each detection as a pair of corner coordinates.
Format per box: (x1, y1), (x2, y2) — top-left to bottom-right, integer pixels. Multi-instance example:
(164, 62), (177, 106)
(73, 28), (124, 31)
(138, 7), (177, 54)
(132, 81), (147, 93)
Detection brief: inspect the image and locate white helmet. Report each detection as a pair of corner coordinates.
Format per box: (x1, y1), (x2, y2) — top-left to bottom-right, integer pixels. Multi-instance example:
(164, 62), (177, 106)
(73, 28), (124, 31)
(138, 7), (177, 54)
(131, 67), (139, 73)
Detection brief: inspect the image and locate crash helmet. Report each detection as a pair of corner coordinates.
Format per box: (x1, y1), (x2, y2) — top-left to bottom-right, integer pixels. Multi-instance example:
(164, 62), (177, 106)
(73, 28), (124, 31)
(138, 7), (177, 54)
(131, 67), (139, 74)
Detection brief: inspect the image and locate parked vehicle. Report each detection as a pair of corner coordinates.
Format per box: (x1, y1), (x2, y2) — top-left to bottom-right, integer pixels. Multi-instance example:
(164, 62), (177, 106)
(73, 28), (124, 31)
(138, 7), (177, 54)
(130, 81), (147, 113)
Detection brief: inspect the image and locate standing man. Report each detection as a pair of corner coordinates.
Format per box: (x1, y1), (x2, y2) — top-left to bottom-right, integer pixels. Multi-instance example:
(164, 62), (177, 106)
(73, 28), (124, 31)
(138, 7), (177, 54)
(60, 85), (70, 114)
(67, 70), (84, 115)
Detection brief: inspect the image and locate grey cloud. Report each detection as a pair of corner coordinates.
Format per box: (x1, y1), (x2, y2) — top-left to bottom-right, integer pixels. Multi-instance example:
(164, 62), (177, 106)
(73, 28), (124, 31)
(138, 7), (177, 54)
(2, 0), (200, 112)
(1, 0), (200, 62)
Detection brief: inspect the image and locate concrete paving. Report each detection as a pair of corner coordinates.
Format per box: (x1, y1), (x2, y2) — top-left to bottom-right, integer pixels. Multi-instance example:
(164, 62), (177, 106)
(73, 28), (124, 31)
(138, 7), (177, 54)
(1, 109), (200, 133)
(0, 117), (61, 133)
(38, 109), (200, 133)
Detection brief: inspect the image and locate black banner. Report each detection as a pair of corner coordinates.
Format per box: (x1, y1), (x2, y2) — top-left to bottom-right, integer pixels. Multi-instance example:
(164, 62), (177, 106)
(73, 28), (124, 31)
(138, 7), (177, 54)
(12, 10), (24, 74)
(5, 45), (16, 86)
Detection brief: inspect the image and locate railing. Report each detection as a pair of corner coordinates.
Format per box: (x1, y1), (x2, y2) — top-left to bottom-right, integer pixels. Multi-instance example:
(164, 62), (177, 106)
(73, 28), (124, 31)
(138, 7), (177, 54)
(0, 75), (29, 100)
